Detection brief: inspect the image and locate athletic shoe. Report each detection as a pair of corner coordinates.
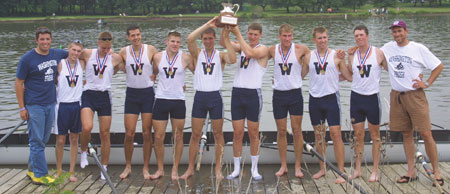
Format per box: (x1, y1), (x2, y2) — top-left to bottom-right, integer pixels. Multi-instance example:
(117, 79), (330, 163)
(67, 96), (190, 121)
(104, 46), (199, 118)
(30, 174), (55, 185)
(26, 170), (34, 180)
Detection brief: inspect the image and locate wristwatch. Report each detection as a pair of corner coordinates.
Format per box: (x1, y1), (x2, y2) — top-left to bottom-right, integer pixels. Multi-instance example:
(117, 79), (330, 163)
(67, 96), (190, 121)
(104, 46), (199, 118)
(424, 81), (430, 88)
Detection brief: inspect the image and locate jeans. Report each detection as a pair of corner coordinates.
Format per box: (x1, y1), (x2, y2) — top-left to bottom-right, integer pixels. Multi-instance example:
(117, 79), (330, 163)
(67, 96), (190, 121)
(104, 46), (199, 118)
(26, 103), (55, 178)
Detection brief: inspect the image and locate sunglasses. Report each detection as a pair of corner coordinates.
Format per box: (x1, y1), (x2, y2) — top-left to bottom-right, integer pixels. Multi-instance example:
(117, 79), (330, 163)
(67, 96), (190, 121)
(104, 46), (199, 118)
(98, 37), (112, 41)
(72, 40), (82, 44)
(37, 28), (51, 33)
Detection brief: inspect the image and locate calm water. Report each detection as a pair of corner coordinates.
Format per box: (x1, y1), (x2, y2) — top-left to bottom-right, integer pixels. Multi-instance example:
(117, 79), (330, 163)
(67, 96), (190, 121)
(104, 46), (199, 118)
(1, 15), (449, 133)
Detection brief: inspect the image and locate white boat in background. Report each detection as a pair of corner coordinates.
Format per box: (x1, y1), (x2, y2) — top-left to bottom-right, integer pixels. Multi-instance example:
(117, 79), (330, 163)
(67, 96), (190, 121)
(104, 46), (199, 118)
(1, 121), (449, 165)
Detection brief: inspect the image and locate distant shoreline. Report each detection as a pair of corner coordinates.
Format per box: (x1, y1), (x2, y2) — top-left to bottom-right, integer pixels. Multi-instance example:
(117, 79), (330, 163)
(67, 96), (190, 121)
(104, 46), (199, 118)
(1, 12), (449, 23)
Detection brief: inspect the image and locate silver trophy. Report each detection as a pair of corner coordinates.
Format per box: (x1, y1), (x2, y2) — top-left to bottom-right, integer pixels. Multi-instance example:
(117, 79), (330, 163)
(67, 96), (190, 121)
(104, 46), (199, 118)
(216, 3), (240, 27)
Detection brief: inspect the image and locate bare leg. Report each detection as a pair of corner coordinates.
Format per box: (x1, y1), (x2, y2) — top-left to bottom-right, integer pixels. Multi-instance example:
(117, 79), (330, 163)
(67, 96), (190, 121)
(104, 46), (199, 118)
(170, 118), (185, 180)
(181, 117), (205, 179)
(150, 119), (168, 180)
(80, 108), (94, 168)
(368, 122), (380, 182)
(227, 119), (244, 179)
(420, 130), (441, 180)
(312, 124), (327, 179)
(98, 116), (112, 165)
(398, 130), (417, 183)
(69, 133), (79, 182)
(211, 119), (224, 180)
(351, 122), (365, 179)
(291, 115), (304, 178)
(330, 125), (346, 184)
(141, 113), (153, 180)
(120, 114), (138, 179)
(55, 135), (66, 177)
(275, 118), (288, 176)
(80, 108), (94, 152)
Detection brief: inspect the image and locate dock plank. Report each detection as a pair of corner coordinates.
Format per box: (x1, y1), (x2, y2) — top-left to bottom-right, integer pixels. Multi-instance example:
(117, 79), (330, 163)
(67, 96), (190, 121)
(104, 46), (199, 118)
(62, 167), (94, 191)
(342, 167), (373, 194)
(299, 163), (320, 194)
(359, 164), (390, 194)
(393, 163), (434, 193)
(259, 164), (276, 194)
(0, 169), (27, 193)
(0, 169), (22, 191)
(285, 164), (305, 194)
(381, 165), (419, 194)
(73, 171), (101, 193)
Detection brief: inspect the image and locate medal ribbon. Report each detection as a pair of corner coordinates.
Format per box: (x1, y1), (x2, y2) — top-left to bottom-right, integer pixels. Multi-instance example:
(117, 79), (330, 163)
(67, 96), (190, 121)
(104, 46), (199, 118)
(96, 50), (109, 75)
(166, 51), (179, 71)
(278, 44), (292, 66)
(131, 45), (144, 69)
(357, 45), (372, 71)
(65, 59), (78, 83)
(314, 49), (329, 71)
(203, 49), (216, 68)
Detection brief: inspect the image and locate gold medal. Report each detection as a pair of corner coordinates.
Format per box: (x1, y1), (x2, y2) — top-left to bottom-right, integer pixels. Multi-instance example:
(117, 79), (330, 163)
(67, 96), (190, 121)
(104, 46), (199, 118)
(99, 74), (103, 79)
(138, 68), (142, 74)
(168, 70), (173, 76)
(206, 67), (211, 73)
(244, 61), (248, 66)
(282, 65), (288, 71)
(70, 82), (75, 87)
(360, 69), (364, 75)
(321, 70), (325, 75)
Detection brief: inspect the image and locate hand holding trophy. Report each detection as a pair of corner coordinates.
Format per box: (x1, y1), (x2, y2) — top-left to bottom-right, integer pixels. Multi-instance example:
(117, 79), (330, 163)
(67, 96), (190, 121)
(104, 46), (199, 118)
(216, 2), (240, 28)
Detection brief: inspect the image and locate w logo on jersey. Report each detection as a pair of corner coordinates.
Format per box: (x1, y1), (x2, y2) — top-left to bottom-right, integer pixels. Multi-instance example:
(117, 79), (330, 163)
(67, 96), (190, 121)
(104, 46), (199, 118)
(240, 56), (250, 69)
(202, 62), (215, 75)
(278, 63), (293, 75)
(130, 63), (144, 75)
(357, 64), (372, 78)
(163, 67), (177, 78)
(93, 64), (107, 76)
(65, 75), (79, 86)
(313, 62), (328, 75)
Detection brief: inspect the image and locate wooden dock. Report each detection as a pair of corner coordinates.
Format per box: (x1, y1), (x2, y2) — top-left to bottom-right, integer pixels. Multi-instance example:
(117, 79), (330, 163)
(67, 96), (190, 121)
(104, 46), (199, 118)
(0, 163), (449, 193)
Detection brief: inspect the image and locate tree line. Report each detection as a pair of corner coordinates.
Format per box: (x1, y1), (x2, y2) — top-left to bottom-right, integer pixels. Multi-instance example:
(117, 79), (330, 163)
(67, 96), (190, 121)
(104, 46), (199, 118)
(0, 0), (445, 17)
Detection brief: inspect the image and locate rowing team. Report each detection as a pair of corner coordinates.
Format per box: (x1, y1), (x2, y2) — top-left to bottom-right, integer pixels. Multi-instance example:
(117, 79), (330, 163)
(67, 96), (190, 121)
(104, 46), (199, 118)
(15, 17), (444, 186)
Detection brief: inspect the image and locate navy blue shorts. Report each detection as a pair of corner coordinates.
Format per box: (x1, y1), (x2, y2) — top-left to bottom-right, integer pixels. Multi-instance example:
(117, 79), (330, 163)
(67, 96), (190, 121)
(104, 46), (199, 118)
(125, 87), (155, 114)
(273, 88), (304, 119)
(350, 91), (381, 125)
(231, 87), (262, 122)
(81, 90), (112, 116)
(192, 91), (224, 119)
(152, 98), (186, 120)
(55, 102), (81, 135)
(309, 93), (341, 126)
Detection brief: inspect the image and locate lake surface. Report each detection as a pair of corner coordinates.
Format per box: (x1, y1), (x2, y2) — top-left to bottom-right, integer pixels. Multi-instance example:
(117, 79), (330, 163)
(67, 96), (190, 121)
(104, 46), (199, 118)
(1, 15), (449, 133)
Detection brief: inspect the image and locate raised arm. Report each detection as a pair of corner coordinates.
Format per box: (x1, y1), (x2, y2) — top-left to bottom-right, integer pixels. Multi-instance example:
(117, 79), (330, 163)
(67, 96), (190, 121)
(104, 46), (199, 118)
(229, 25), (266, 59)
(220, 27), (241, 53)
(188, 17), (219, 61)
(220, 26), (236, 65)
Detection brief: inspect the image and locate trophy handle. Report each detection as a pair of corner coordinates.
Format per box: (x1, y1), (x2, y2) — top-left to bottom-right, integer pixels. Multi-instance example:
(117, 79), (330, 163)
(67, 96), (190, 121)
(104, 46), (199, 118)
(233, 4), (240, 15)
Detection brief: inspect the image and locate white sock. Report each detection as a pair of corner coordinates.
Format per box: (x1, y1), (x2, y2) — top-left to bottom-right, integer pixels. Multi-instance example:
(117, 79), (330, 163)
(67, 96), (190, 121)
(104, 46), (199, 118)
(80, 151), (88, 168)
(251, 155), (262, 180)
(100, 165), (107, 180)
(226, 157), (241, 179)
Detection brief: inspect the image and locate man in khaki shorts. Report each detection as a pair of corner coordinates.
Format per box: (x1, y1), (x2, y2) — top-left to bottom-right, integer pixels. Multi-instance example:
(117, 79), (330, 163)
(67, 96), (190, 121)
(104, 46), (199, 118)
(381, 20), (444, 186)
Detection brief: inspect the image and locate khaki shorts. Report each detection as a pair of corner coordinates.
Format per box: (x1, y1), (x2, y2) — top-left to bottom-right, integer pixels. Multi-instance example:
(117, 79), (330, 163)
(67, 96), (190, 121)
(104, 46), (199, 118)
(389, 89), (431, 132)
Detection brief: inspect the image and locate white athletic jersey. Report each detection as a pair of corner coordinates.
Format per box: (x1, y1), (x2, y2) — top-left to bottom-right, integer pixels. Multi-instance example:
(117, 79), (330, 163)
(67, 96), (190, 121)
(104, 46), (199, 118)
(155, 50), (185, 100)
(84, 49), (114, 92)
(194, 49), (222, 91)
(351, 46), (382, 95)
(57, 58), (83, 103)
(273, 43), (302, 91)
(233, 44), (266, 89)
(125, 44), (154, 88)
(308, 49), (339, 98)
(381, 41), (441, 92)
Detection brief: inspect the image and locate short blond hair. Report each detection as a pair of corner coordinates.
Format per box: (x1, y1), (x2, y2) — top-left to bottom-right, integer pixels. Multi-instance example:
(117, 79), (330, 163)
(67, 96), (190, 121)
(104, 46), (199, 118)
(279, 24), (293, 34)
(312, 26), (328, 38)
